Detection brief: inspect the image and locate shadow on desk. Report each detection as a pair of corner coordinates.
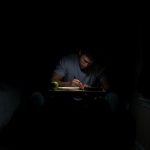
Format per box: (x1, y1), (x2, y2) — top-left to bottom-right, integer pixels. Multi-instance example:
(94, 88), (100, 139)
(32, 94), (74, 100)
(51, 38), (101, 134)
(46, 90), (110, 114)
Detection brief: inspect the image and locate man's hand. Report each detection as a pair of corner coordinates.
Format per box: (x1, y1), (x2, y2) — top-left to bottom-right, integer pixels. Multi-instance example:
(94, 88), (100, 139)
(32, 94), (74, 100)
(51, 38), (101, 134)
(71, 79), (83, 87)
(70, 79), (90, 89)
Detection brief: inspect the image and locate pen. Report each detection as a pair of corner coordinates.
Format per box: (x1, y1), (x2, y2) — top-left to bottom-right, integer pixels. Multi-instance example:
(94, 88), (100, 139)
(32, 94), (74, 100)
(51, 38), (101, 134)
(74, 76), (82, 86)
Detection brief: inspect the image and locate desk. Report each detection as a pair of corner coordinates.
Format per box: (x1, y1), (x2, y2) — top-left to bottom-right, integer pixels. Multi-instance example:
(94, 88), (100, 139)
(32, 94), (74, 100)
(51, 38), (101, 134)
(48, 89), (106, 99)
(47, 89), (107, 112)
(45, 89), (111, 119)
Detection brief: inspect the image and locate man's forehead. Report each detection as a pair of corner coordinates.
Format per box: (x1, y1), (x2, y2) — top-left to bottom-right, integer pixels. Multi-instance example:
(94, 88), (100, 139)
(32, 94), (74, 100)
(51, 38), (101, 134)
(82, 55), (93, 63)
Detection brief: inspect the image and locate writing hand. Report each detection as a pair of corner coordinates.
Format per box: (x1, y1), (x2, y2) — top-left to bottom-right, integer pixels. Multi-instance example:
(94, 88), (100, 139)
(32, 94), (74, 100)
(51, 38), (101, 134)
(71, 79), (83, 87)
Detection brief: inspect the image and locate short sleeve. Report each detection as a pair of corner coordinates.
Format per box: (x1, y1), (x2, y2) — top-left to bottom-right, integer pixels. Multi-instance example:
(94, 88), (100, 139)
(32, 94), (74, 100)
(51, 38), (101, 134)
(54, 57), (66, 77)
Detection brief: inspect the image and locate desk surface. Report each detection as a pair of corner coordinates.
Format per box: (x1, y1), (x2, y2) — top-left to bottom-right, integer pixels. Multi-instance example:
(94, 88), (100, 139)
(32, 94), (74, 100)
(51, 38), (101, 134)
(49, 86), (105, 92)
(48, 86), (106, 100)
(49, 89), (105, 93)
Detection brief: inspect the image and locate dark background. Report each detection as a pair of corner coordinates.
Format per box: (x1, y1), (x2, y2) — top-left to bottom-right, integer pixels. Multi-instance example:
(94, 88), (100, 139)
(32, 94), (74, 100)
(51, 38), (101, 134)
(1, 23), (141, 90)
(1, 22), (144, 97)
(1, 18), (150, 149)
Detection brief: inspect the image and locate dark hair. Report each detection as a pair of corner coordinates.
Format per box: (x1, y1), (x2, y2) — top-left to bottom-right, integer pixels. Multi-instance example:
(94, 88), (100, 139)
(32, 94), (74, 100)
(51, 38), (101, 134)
(80, 48), (98, 61)
(79, 48), (108, 67)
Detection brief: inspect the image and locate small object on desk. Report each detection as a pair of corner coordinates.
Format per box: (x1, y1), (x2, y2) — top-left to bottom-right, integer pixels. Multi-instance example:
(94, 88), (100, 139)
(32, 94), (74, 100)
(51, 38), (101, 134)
(49, 81), (59, 90)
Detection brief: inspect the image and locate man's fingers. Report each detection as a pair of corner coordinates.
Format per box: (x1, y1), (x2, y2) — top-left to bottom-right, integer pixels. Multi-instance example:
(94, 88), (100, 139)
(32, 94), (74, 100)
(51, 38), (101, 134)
(83, 84), (89, 88)
(72, 79), (82, 87)
(73, 79), (80, 83)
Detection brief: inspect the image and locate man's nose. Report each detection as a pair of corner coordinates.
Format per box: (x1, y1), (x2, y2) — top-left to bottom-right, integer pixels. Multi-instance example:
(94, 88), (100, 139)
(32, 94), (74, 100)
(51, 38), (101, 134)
(84, 62), (89, 67)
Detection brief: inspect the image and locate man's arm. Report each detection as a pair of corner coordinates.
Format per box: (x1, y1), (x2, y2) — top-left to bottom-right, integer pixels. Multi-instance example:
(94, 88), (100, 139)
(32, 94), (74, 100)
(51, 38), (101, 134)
(51, 72), (71, 87)
(51, 72), (82, 87)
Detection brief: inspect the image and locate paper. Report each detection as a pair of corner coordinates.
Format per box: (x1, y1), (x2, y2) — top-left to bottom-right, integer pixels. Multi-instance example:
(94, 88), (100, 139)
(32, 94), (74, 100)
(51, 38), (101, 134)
(57, 87), (80, 90)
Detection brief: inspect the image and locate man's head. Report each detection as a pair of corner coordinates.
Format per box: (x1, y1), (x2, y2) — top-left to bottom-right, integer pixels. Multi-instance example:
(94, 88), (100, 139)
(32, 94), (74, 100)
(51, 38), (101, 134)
(79, 48), (96, 70)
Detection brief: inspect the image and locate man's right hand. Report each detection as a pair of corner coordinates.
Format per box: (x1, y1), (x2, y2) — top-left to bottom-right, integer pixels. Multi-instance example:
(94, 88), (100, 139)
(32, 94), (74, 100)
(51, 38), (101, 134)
(70, 79), (91, 90)
(70, 79), (83, 87)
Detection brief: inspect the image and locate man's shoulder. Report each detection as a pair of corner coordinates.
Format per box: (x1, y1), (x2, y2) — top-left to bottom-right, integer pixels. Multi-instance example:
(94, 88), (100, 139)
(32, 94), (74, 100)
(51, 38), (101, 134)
(61, 54), (78, 63)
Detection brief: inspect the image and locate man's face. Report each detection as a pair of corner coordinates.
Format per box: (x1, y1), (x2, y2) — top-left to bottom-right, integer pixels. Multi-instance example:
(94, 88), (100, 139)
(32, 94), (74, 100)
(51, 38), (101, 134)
(79, 54), (93, 70)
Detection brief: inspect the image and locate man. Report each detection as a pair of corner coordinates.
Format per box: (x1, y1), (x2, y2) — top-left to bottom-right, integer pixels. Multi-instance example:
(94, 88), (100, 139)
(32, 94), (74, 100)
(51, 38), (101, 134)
(51, 48), (118, 112)
(51, 48), (109, 91)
